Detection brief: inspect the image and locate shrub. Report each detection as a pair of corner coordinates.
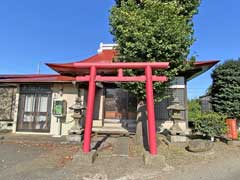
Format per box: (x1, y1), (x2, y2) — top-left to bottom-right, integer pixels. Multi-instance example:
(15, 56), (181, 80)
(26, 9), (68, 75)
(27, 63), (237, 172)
(193, 112), (227, 138)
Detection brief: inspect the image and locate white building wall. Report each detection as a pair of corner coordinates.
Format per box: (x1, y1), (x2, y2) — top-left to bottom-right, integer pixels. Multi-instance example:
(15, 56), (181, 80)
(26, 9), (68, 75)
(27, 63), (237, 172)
(50, 83), (79, 136)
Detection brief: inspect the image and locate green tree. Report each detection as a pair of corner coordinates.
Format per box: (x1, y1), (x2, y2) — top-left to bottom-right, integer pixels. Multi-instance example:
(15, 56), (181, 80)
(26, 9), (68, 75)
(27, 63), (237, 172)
(188, 98), (201, 121)
(110, 0), (200, 101)
(211, 59), (240, 119)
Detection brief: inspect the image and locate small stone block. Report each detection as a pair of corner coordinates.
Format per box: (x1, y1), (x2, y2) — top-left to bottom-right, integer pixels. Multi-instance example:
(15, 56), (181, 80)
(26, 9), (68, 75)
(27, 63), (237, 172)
(73, 150), (98, 165)
(143, 151), (165, 166)
(227, 140), (240, 146)
(67, 134), (82, 143)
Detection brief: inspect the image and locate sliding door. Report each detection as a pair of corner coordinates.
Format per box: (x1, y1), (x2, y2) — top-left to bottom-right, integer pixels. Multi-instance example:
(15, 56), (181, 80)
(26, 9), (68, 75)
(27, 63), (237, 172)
(17, 85), (52, 132)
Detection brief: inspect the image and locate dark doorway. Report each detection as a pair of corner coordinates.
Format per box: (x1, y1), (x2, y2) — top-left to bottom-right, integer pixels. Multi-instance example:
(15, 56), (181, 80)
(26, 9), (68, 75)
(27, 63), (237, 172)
(104, 88), (137, 120)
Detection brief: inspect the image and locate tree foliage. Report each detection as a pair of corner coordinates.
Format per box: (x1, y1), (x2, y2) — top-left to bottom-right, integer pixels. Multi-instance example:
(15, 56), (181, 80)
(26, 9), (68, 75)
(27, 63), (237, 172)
(110, 0), (200, 101)
(211, 59), (240, 119)
(188, 98), (201, 121)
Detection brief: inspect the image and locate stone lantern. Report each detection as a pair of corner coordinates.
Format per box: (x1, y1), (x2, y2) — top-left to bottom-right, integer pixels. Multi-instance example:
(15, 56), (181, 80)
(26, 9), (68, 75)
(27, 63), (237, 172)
(167, 98), (187, 142)
(67, 97), (86, 143)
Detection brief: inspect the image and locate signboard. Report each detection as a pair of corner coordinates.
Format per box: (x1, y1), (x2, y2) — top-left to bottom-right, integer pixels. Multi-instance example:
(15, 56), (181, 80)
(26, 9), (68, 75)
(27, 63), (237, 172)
(53, 99), (67, 117)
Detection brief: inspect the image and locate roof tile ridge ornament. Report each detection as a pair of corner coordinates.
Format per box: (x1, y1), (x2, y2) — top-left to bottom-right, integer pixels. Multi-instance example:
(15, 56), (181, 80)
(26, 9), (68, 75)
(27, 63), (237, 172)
(97, 42), (118, 53)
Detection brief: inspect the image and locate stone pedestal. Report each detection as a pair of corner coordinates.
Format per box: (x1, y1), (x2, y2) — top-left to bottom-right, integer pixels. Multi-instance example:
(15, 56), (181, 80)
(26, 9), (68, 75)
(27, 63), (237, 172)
(66, 134), (82, 143)
(73, 149), (98, 165)
(143, 150), (165, 166)
(67, 127), (84, 143)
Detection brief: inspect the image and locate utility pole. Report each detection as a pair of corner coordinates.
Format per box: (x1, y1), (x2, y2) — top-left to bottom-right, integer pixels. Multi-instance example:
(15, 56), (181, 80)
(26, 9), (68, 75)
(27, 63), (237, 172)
(37, 61), (41, 74)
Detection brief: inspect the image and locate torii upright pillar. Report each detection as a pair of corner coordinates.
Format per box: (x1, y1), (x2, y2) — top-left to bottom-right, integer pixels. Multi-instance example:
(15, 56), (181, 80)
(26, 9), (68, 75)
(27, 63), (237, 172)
(145, 65), (157, 155)
(82, 66), (96, 153)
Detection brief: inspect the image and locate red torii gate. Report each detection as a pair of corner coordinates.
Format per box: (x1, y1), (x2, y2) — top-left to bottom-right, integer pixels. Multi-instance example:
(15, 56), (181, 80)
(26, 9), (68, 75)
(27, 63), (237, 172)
(74, 62), (169, 155)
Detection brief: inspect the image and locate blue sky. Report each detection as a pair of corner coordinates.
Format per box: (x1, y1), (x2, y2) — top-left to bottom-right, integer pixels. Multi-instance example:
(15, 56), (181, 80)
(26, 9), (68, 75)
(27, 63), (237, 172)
(188, 0), (240, 99)
(0, 0), (239, 99)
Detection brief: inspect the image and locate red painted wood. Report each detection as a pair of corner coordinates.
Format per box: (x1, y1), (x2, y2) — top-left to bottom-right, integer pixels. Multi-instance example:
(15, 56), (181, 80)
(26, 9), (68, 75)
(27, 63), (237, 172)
(0, 75), (75, 83)
(76, 75), (167, 82)
(152, 76), (168, 82)
(73, 62), (169, 69)
(95, 75), (146, 82)
(145, 66), (157, 155)
(82, 66), (96, 153)
(118, 68), (123, 77)
(76, 76), (90, 81)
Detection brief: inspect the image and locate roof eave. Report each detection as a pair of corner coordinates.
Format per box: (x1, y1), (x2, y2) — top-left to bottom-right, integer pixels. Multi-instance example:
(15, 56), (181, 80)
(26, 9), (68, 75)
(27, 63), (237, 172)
(186, 60), (220, 81)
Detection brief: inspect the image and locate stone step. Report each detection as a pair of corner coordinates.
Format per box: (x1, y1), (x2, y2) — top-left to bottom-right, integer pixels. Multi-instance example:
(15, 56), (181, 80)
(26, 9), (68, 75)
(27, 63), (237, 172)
(104, 119), (121, 123)
(93, 120), (103, 127)
(104, 123), (122, 128)
(93, 120), (123, 128)
(92, 127), (129, 135)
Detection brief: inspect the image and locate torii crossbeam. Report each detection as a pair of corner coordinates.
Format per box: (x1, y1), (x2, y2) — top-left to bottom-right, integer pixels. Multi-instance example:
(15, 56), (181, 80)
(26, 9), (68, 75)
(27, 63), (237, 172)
(74, 62), (169, 155)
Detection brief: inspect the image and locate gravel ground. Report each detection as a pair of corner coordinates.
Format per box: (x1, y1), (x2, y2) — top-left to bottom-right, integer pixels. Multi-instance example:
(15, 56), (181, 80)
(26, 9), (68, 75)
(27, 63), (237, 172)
(160, 141), (240, 180)
(0, 136), (79, 180)
(1, 134), (240, 180)
(0, 143), (43, 171)
(51, 141), (240, 180)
